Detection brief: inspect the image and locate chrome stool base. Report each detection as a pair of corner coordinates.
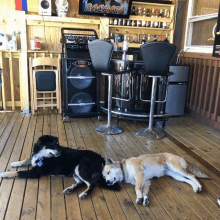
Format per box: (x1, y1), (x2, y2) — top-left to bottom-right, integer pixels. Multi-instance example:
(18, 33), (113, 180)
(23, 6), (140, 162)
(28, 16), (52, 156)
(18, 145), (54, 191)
(95, 124), (124, 135)
(135, 127), (165, 140)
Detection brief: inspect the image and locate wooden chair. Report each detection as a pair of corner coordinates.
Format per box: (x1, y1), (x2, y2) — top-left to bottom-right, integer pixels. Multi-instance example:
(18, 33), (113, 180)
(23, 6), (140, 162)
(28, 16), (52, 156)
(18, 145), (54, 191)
(29, 57), (62, 115)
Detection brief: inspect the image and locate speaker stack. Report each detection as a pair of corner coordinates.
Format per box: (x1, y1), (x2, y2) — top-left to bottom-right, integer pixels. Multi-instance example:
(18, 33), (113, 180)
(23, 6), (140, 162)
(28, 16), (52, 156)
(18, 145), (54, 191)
(61, 28), (99, 121)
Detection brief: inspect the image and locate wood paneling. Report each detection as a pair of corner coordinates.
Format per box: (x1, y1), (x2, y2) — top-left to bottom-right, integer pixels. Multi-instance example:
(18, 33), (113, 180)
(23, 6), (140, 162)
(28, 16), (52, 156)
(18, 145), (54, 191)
(0, 51), (21, 111)
(180, 53), (220, 125)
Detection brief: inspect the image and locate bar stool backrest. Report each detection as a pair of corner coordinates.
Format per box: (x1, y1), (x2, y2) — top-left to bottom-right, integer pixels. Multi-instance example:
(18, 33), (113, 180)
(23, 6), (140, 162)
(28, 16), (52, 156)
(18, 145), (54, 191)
(88, 40), (114, 73)
(140, 42), (176, 76)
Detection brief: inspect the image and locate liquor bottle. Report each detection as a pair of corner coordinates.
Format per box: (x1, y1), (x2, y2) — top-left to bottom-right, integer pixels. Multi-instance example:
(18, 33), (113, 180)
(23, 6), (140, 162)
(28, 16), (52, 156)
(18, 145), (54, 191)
(158, 9), (163, 18)
(146, 9), (151, 17)
(137, 7), (142, 16)
(142, 8), (146, 17)
(110, 33), (114, 44)
(141, 34), (146, 44)
(164, 33), (170, 43)
(153, 35), (157, 41)
(147, 34), (151, 42)
(142, 8), (146, 27)
(163, 9), (167, 18)
(154, 9), (159, 28)
(131, 6), (136, 15)
(151, 8), (155, 17)
(151, 8), (155, 28)
(159, 36), (163, 41)
(158, 9), (163, 28)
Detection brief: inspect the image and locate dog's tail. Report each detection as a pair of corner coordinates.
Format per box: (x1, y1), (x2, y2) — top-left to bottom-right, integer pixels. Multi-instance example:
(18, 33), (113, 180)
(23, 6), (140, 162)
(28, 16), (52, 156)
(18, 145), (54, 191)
(98, 175), (121, 191)
(186, 163), (210, 179)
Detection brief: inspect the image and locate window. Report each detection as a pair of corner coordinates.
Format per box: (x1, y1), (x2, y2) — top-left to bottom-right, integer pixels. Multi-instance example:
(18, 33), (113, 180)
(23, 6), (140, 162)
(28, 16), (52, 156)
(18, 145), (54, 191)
(184, 0), (219, 53)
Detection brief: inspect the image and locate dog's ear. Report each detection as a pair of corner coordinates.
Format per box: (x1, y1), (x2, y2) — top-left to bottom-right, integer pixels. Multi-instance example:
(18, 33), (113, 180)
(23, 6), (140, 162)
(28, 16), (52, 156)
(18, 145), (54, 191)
(105, 157), (115, 164)
(53, 136), (59, 144)
(33, 142), (41, 153)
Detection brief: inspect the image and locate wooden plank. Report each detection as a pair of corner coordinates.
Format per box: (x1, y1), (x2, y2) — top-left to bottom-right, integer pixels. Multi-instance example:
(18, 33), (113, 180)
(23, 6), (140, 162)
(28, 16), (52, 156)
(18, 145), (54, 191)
(186, 58), (193, 108)
(206, 60), (219, 119)
(165, 120), (220, 171)
(0, 113), (26, 219)
(68, 118), (98, 220)
(0, 52), (7, 110)
(213, 64), (220, 121)
(193, 58), (202, 111)
(50, 114), (67, 220)
(35, 114), (51, 220)
(20, 11), (29, 113)
(63, 120), (82, 220)
(189, 59), (198, 109)
(20, 114), (43, 220)
(9, 52), (15, 110)
(0, 112), (20, 155)
(25, 14), (101, 24)
(0, 112), (13, 138)
(2, 115), (31, 220)
(175, 117), (220, 148)
(201, 60), (213, 115)
(197, 59), (208, 113)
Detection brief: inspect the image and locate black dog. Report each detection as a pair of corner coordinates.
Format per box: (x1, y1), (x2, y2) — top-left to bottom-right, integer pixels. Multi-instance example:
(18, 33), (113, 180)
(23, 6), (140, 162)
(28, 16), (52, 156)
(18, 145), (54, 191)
(0, 135), (120, 198)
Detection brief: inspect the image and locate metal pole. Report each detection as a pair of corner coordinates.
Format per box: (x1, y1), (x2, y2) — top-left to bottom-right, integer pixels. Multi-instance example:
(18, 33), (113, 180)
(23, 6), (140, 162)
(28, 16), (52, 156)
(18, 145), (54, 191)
(149, 77), (158, 130)
(107, 75), (113, 126)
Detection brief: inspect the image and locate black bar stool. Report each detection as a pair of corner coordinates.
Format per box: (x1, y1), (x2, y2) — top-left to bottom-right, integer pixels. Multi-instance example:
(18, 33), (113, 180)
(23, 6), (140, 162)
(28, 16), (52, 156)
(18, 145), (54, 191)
(136, 42), (176, 140)
(88, 40), (127, 135)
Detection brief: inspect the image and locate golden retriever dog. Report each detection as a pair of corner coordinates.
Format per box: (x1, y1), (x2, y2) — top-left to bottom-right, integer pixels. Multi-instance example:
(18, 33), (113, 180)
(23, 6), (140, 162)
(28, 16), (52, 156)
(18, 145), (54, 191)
(102, 153), (209, 206)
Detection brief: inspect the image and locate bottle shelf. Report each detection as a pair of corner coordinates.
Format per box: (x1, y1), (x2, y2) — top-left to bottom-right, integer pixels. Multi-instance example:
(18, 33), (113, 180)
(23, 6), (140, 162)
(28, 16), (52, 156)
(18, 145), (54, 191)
(114, 43), (142, 48)
(109, 25), (171, 31)
(132, 2), (174, 7)
(129, 16), (171, 23)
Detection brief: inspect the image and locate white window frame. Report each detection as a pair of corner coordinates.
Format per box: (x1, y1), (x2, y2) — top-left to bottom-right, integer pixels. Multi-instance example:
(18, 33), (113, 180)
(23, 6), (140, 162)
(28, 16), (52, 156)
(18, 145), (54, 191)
(184, 0), (218, 53)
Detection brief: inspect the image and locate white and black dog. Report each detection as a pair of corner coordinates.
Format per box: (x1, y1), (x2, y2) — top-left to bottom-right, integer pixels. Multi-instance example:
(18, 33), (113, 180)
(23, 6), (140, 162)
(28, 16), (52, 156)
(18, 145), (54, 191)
(0, 135), (120, 199)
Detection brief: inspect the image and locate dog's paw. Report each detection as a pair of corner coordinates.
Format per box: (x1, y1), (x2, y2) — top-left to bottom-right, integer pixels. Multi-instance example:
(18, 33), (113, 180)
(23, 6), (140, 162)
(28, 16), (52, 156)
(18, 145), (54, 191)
(79, 192), (87, 199)
(193, 185), (202, 193)
(136, 197), (143, 204)
(143, 196), (149, 206)
(63, 187), (73, 194)
(11, 162), (21, 168)
(0, 172), (6, 178)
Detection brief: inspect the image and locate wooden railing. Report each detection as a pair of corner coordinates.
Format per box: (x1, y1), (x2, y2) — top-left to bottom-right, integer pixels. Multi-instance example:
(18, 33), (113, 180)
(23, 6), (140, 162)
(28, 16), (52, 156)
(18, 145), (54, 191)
(0, 51), (22, 111)
(180, 53), (220, 124)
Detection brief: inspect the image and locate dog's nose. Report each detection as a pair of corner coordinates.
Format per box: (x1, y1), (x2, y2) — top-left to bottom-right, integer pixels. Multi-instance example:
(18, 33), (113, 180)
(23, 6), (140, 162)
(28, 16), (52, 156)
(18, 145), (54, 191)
(106, 180), (110, 185)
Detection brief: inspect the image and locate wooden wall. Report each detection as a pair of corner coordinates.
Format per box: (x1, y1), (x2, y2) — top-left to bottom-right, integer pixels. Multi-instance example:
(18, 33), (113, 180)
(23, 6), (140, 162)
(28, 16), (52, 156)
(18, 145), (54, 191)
(179, 53), (220, 127)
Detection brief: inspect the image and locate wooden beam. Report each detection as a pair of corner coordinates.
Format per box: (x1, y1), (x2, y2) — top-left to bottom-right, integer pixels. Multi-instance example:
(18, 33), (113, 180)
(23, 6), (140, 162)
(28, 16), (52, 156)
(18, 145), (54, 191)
(25, 15), (100, 25)
(0, 52), (6, 110)
(20, 11), (29, 113)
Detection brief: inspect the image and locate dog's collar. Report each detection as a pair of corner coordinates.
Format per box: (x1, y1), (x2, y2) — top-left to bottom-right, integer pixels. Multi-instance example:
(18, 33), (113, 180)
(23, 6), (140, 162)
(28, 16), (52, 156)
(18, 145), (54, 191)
(120, 162), (125, 182)
(36, 158), (43, 166)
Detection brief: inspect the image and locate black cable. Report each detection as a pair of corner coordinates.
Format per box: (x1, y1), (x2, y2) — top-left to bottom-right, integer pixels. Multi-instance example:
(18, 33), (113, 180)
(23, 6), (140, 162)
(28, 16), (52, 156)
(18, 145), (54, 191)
(42, 15), (49, 53)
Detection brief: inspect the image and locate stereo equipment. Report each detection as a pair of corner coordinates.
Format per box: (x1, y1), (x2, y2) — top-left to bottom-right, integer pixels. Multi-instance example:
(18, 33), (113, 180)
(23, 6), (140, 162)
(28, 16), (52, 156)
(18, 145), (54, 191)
(61, 28), (99, 121)
(39, 0), (52, 16)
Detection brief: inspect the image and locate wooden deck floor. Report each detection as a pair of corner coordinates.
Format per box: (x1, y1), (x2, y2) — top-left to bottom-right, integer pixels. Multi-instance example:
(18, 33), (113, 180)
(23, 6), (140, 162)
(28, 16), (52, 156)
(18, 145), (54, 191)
(0, 112), (219, 220)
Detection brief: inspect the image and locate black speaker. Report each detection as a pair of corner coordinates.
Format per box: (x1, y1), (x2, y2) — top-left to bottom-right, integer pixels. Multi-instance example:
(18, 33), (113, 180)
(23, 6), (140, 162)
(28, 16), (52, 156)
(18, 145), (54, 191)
(62, 58), (99, 119)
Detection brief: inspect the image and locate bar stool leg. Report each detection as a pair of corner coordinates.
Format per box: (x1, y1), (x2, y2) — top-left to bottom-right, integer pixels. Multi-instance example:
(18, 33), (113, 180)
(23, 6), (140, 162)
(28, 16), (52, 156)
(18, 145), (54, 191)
(136, 76), (165, 140)
(95, 74), (124, 135)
